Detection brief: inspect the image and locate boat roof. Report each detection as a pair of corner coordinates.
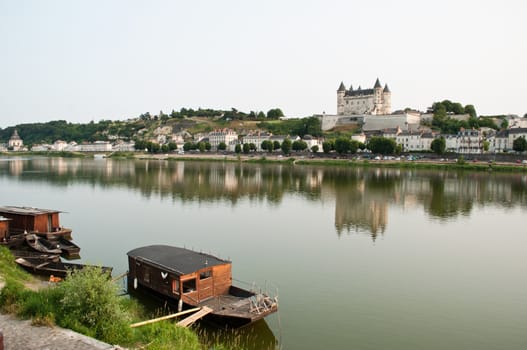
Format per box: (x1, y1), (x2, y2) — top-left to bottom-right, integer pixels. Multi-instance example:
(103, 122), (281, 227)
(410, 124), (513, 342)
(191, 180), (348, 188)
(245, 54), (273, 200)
(127, 245), (230, 275)
(0, 206), (62, 216)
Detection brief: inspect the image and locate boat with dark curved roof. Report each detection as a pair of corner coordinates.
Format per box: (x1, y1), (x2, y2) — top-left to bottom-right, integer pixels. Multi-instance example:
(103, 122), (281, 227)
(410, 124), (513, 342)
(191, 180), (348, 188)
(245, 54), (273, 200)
(127, 245), (278, 327)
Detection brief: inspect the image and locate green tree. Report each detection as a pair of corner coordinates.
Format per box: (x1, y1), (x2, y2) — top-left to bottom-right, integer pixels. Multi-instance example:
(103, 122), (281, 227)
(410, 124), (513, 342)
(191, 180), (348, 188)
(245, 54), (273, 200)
(266, 108), (284, 119)
(322, 140), (333, 153)
(243, 143), (250, 154)
(281, 138), (292, 155)
(311, 145), (319, 153)
(235, 144), (242, 153)
(334, 137), (351, 154)
(482, 140), (490, 152)
(367, 137), (397, 155)
(464, 104), (477, 118)
(218, 142), (227, 151)
(292, 140), (308, 151)
(168, 142), (177, 151)
(273, 140), (281, 150)
(249, 143), (256, 152)
(205, 142), (211, 151)
(513, 136), (527, 152)
(431, 137), (446, 155)
(261, 140), (270, 151)
(198, 142), (206, 152)
(257, 111), (266, 119)
(501, 119), (509, 130)
(183, 142), (193, 151)
(451, 103), (464, 115)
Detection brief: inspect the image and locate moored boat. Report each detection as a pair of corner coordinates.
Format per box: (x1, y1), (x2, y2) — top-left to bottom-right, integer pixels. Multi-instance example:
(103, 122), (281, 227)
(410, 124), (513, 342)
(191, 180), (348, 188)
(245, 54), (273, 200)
(10, 250), (60, 262)
(25, 234), (62, 254)
(0, 206), (73, 240)
(40, 236), (81, 257)
(127, 245), (278, 327)
(15, 256), (113, 278)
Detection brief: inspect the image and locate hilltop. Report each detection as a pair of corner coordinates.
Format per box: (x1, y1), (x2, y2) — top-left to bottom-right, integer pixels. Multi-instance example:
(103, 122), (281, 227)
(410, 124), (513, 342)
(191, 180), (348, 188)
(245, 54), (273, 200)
(0, 108), (325, 147)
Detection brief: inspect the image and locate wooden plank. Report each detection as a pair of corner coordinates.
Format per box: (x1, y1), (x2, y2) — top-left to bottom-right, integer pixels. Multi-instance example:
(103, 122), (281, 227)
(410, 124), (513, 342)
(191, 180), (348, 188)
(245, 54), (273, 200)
(129, 307), (201, 328)
(111, 271), (128, 282)
(176, 306), (213, 328)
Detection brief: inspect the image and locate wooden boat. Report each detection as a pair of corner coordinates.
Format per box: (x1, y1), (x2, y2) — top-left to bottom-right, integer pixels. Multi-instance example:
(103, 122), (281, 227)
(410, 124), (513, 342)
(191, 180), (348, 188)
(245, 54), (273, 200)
(127, 245), (278, 327)
(10, 250), (60, 262)
(0, 206), (73, 240)
(15, 257), (113, 278)
(24, 234), (62, 254)
(0, 234), (26, 249)
(41, 237), (81, 256)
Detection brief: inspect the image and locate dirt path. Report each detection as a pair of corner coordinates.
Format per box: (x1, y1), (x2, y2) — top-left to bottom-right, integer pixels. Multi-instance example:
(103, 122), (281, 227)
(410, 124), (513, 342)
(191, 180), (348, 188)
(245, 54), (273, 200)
(0, 313), (122, 350)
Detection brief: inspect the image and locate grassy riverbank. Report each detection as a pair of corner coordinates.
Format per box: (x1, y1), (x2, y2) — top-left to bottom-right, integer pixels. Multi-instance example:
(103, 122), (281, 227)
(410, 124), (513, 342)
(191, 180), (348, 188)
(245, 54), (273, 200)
(0, 247), (241, 350)
(129, 152), (527, 172)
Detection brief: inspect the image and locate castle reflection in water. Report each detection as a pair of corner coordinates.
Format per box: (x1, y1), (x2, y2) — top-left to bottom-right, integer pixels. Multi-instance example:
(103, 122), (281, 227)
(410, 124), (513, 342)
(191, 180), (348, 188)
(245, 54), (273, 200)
(1, 157), (527, 241)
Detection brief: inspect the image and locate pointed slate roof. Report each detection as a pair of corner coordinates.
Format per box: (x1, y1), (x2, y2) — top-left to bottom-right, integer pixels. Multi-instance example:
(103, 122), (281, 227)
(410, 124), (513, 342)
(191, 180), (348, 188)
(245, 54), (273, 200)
(383, 84), (390, 93)
(338, 82), (346, 91)
(348, 84), (353, 91)
(374, 78), (382, 88)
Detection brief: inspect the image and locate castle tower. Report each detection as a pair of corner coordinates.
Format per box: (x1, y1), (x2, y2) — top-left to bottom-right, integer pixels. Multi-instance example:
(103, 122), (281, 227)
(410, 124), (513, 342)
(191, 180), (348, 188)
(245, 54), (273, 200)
(382, 84), (391, 114)
(373, 78), (383, 115)
(337, 82), (346, 115)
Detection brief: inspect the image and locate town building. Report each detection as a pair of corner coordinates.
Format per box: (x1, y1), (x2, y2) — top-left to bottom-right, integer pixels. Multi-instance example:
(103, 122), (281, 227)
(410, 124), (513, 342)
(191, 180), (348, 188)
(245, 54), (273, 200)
(208, 129), (238, 151)
(242, 132), (271, 151)
(488, 128), (527, 152)
(457, 129), (482, 154)
(8, 130), (24, 151)
(302, 135), (324, 152)
(113, 140), (136, 152)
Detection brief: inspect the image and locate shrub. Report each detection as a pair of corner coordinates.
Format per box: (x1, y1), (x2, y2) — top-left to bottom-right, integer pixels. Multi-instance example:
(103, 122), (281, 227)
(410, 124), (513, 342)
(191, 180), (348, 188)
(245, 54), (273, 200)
(57, 267), (132, 344)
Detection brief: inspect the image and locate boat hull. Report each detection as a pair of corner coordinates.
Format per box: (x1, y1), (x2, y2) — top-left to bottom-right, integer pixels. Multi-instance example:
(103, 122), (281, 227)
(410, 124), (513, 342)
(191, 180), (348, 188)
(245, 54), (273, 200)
(15, 257), (112, 278)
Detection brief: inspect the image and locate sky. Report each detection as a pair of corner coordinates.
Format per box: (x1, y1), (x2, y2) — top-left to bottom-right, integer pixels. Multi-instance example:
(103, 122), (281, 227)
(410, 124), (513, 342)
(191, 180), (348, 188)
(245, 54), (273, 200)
(1, 0), (526, 128)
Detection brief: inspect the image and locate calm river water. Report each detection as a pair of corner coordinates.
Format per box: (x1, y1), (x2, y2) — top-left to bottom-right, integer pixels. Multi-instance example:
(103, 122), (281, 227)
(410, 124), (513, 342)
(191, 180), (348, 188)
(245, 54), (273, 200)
(1, 157), (526, 349)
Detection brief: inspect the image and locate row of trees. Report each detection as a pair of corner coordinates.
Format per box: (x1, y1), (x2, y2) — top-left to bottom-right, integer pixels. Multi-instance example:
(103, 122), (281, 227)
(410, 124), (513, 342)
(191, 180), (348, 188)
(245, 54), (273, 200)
(0, 120), (115, 146)
(431, 100), (503, 134)
(134, 140), (177, 153)
(139, 107), (285, 122)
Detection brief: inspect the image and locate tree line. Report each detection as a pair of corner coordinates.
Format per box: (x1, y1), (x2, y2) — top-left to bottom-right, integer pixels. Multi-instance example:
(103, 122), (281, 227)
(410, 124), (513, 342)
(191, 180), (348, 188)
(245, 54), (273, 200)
(431, 100), (502, 134)
(139, 107), (285, 121)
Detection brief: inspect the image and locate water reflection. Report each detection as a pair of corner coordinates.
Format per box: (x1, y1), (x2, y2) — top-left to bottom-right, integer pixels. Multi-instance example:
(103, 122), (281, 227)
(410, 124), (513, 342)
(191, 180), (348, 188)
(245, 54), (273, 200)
(1, 157), (527, 240)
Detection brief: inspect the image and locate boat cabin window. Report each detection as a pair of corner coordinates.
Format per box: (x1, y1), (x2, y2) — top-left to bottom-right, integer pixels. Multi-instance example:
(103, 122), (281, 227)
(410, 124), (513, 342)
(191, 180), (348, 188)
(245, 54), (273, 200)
(172, 280), (180, 295)
(199, 269), (212, 280)
(182, 279), (196, 293)
(143, 267), (151, 283)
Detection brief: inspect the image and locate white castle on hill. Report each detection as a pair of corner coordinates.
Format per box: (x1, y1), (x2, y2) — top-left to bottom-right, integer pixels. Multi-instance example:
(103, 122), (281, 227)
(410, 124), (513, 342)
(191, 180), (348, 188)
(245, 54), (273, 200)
(337, 78), (391, 115)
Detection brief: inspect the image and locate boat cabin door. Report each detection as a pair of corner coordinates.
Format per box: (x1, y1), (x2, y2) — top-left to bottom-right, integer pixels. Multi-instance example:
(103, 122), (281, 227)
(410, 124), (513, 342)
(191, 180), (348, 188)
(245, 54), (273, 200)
(198, 269), (213, 301)
(47, 214), (53, 232)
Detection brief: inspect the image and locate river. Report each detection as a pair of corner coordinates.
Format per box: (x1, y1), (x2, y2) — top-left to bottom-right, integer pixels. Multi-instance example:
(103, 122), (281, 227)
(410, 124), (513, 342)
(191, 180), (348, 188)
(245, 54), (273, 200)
(1, 156), (526, 349)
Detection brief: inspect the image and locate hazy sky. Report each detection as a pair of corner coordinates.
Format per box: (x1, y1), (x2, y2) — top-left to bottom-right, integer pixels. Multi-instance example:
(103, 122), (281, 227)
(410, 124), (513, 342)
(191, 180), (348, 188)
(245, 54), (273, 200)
(1, 0), (526, 128)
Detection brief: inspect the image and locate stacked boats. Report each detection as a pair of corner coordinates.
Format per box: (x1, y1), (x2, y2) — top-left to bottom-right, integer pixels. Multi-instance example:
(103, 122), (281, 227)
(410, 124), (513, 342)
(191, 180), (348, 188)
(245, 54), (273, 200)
(0, 206), (111, 278)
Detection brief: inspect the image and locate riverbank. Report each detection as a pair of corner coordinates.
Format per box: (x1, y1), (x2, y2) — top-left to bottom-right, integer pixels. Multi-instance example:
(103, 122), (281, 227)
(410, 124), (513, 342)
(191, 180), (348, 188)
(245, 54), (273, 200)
(128, 152), (527, 172)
